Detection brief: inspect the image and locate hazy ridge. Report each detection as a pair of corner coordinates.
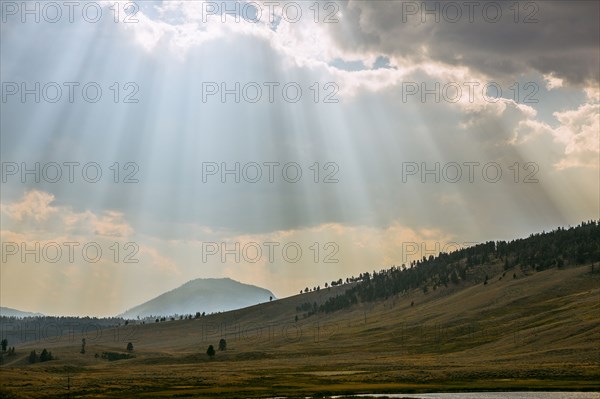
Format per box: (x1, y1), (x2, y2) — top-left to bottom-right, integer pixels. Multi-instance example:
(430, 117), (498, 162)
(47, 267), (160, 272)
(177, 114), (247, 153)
(0, 307), (44, 318)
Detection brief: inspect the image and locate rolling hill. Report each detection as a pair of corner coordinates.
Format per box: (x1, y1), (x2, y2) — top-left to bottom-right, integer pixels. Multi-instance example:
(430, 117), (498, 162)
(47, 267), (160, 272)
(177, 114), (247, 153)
(119, 277), (276, 319)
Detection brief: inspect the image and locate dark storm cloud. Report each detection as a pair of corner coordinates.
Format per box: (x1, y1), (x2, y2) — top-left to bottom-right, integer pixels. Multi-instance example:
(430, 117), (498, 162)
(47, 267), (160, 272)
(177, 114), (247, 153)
(329, 0), (599, 85)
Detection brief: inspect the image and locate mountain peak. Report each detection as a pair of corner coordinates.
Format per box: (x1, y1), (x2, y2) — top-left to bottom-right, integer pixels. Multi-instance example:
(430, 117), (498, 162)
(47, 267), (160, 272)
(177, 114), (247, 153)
(120, 278), (275, 319)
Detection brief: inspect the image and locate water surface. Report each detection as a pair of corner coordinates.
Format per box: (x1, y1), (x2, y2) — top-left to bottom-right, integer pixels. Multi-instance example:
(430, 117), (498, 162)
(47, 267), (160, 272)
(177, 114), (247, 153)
(333, 393), (600, 399)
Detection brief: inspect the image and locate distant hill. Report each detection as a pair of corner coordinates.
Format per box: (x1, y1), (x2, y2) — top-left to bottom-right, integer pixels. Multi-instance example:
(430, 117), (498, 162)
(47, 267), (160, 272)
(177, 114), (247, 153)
(0, 307), (43, 318)
(119, 278), (276, 319)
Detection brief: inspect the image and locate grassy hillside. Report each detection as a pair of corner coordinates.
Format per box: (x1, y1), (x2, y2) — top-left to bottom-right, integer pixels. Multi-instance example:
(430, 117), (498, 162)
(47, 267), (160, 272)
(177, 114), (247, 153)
(1, 262), (598, 398)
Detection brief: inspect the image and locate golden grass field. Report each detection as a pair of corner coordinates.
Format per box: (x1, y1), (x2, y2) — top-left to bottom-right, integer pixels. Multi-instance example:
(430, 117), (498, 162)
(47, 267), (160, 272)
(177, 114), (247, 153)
(1, 264), (599, 398)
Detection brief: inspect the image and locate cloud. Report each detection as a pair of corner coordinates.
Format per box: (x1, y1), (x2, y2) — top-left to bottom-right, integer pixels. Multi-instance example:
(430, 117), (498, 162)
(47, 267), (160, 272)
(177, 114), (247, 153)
(552, 103), (600, 169)
(138, 245), (180, 274)
(106, 1), (598, 103)
(1, 190), (57, 222)
(325, 1), (599, 87)
(544, 74), (564, 90)
(1, 190), (133, 238)
(508, 101), (599, 170)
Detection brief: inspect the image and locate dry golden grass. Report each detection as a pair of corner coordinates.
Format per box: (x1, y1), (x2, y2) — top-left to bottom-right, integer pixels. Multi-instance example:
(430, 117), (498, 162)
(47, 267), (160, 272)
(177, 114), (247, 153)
(1, 265), (599, 398)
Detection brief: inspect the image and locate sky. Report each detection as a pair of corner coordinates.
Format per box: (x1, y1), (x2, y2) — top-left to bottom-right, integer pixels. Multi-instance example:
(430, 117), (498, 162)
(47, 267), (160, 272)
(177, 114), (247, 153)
(1, 0), (599, 317)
